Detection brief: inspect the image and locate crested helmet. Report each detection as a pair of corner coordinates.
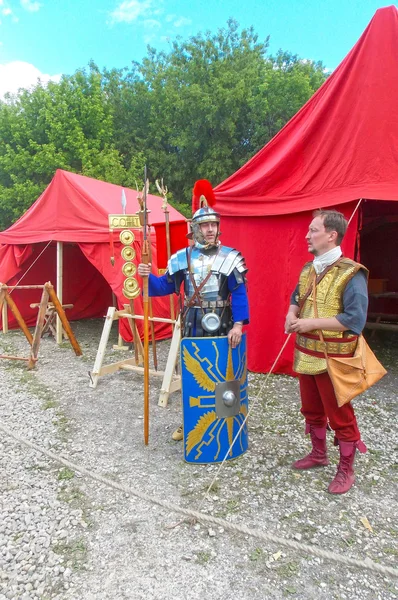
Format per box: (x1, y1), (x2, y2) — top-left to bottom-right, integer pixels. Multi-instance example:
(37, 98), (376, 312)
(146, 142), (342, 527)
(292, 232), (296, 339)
(190, 179), (220, 248)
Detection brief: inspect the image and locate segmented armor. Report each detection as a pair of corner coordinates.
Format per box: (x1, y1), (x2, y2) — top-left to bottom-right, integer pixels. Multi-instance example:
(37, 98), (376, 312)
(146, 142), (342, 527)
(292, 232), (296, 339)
(168, 244), (247, 337)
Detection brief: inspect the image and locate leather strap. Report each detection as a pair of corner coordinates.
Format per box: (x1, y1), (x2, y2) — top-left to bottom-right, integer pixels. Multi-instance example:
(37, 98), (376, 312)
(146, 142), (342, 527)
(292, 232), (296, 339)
(299, 258), (343, 313)
(311, 278), (328, 358)
(186, 246), (220, 308)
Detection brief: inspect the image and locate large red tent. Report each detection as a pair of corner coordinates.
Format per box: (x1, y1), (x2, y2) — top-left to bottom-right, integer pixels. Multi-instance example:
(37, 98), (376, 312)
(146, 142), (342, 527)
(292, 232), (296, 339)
(214, 5), (398, 374)
(0, 169), (187, 340)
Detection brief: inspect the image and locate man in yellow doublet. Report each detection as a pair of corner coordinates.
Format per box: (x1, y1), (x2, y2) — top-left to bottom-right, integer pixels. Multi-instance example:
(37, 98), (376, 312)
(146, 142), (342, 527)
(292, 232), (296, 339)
(285, 210), (368, 494)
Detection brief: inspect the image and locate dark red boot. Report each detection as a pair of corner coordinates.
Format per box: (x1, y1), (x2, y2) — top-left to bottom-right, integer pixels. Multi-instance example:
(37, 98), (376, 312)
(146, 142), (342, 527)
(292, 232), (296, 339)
(292, 424), (329, 469)
(328, 440), (367, 494)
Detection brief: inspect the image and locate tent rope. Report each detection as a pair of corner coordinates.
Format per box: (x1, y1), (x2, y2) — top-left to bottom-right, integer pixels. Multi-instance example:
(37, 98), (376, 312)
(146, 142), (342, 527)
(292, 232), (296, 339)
(348, 198), (362, 226)
(0, 421), (397, 579)
(8, 240), (53, 294)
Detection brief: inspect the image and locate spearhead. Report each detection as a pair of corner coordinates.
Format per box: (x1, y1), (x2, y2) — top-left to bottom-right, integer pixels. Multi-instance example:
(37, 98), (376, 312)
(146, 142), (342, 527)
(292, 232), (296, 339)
(121, 189), (127, 215)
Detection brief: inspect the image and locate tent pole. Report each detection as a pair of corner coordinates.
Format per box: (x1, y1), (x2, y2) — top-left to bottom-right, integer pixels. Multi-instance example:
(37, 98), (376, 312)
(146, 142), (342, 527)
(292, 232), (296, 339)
(56, 241), (63, 344)
(2, 298), (8, 334)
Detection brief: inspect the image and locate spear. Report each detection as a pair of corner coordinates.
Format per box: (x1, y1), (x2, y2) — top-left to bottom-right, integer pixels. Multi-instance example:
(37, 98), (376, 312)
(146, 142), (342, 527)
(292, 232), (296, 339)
(156, 179), (175, 334)
(147, 225), (158, 371)
(141, 167), (150, 445)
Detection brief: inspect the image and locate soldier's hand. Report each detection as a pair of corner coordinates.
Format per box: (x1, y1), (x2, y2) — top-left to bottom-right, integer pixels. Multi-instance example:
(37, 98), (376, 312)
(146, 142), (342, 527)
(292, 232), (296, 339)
(228, 323), (243, 349)
(138, 263), (152, 277)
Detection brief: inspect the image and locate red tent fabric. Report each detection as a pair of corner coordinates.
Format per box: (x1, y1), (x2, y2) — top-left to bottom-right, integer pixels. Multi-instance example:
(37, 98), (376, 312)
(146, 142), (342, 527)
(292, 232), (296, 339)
(0, 169), (187, 340)
(214, 6), (398, 374)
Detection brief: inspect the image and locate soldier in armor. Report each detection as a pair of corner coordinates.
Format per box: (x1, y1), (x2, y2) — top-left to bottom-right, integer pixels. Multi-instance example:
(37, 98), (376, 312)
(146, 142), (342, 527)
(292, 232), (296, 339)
(285, 209), (368, 494)
(138, 180), (249, 441)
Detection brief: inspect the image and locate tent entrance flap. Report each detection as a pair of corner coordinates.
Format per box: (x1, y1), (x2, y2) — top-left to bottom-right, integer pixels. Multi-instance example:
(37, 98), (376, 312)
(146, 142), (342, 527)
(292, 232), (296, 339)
(360, 200), (398, 331)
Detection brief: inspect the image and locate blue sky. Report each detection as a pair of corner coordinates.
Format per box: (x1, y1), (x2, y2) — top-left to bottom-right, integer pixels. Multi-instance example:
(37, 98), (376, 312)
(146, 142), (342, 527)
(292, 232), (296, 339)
(0, 0), (391, 97)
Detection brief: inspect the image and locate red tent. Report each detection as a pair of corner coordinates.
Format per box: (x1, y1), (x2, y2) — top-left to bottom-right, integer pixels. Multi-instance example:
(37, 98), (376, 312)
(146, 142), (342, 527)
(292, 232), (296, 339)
(0, 169), (187, 340)
(215, 6), (398, 374)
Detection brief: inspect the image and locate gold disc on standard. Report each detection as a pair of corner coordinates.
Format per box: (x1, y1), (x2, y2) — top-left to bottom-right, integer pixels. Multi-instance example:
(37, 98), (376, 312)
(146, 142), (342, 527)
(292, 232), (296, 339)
(122, 262), (137, 277)
(123, 277), (140, 299)
(120, 230), (135, 245)
(121, 246), (136, 261)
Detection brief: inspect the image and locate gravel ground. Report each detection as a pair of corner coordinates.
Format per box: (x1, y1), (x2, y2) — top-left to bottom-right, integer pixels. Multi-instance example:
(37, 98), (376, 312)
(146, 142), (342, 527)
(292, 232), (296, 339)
(0, 319), (397, 600)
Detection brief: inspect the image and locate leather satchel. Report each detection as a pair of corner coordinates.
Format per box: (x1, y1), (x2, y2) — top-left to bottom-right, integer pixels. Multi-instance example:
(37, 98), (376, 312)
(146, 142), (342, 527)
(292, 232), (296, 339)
(312, 281), (387, 407)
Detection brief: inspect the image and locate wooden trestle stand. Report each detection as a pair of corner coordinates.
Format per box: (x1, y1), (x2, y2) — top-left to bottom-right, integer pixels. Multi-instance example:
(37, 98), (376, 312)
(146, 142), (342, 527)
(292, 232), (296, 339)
(0, 282), (82, 368)
(89, 305), (181, 406)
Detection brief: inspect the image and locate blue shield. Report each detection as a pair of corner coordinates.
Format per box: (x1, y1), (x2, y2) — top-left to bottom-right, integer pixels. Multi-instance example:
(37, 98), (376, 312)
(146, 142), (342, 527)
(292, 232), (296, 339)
(181, 334), (248, 464)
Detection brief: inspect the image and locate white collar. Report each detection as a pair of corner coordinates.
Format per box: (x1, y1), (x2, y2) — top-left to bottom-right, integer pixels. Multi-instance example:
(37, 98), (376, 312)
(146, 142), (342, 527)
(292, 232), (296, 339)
(313, 246), (342, 275)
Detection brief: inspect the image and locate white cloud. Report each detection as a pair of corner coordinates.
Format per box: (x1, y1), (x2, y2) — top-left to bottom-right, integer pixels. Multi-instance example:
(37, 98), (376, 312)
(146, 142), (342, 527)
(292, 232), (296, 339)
(173, 16), (191, 28)
(2, 7), (11, 15)
(143, 18), (160, 30)
(110, 0), (152, 24)
(0, 61), (61, 98)
(20, 0), (42, 12)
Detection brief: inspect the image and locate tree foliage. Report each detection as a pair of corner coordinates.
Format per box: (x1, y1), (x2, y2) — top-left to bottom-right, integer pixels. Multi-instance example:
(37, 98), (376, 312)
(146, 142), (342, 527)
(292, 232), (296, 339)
(0, 20), (327, 230)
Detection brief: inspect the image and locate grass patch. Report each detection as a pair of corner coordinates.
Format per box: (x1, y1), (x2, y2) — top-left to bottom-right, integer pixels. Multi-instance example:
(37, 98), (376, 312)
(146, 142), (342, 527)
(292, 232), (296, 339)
(57, 467), (75, 481)
(52, 537), (87, 571)
(383, 546), (398, 556)
(196, 551), (212, 565)
(249, 547), (264, 562)
(276, 561), (300, 579)
(42, 398), (58, 410)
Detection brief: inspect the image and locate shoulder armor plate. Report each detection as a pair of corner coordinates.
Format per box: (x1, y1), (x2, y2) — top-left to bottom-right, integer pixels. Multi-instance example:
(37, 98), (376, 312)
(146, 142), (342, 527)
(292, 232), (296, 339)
(211, 246), (247, 276)
(168, 248), (188, 275)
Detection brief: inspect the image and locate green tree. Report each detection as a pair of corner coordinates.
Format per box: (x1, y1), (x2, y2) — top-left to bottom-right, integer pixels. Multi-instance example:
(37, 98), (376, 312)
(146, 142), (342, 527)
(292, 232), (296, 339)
(0, 21), (327, 229)
(0, 64), (126, 229)
(106, 20), (326, 207)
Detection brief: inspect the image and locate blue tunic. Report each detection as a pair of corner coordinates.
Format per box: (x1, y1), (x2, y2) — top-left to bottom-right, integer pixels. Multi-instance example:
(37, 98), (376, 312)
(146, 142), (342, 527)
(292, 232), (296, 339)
(148, 271), (249, 324)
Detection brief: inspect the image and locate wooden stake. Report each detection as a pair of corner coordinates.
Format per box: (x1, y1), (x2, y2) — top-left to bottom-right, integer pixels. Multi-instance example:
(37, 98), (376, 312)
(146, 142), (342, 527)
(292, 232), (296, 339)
(28, 286), (49, 369)
(4, 292), (33, 345)
(46, 283), (82, 356)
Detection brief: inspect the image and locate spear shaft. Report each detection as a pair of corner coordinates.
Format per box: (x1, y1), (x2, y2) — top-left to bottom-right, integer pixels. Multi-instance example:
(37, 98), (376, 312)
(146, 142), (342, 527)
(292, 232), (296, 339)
(147, 226), (158, 371)
(141, 166), (150, 445)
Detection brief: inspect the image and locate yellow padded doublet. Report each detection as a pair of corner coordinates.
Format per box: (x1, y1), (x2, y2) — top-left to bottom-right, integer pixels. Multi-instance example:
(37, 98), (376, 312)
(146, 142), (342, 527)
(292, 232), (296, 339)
(294, 258), (367, 375)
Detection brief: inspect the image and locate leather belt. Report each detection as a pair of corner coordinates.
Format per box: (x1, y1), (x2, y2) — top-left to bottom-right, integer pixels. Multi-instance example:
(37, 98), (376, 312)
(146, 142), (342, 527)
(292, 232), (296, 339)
(184, 299), (229, 309)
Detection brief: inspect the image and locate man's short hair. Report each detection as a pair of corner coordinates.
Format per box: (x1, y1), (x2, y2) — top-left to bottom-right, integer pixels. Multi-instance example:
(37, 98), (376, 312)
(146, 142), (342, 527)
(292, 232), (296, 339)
(313, 209), (348, 245)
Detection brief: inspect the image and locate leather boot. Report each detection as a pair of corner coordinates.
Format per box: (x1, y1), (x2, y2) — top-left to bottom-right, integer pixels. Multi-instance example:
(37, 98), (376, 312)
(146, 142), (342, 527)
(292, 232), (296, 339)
(292, 424), (329, 469)
(328, 439), (367, 494)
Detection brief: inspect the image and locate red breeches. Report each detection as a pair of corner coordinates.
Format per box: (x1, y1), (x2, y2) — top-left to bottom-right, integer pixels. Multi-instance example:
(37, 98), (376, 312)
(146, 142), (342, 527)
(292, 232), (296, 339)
(299, 372), (360, 441)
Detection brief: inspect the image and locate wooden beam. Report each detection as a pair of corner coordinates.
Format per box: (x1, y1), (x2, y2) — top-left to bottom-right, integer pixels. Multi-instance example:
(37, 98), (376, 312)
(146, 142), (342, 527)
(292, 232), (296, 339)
(28, 287), (49, 369)
(46, 283), (82, 355)
(0, 355), (31, 361)
(4, 292), (33, 345)
(367, 312), (398, 321)
(365, 322), (398, 332)
(116, 311), (176, 324)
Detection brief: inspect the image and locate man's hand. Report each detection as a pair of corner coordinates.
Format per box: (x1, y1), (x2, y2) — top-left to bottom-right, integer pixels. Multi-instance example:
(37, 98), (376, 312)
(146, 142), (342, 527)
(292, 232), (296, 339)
(290, 318), (317, 334)
(228, 323), (243, 348)
(284, 312), (298, 333)
(284, 305), (300, 333)
(137, 263), (151, 277)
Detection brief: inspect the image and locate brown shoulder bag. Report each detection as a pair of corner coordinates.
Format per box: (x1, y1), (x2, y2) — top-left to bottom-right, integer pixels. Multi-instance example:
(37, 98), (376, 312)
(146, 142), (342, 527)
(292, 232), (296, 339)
(312, 280), (387, 407)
